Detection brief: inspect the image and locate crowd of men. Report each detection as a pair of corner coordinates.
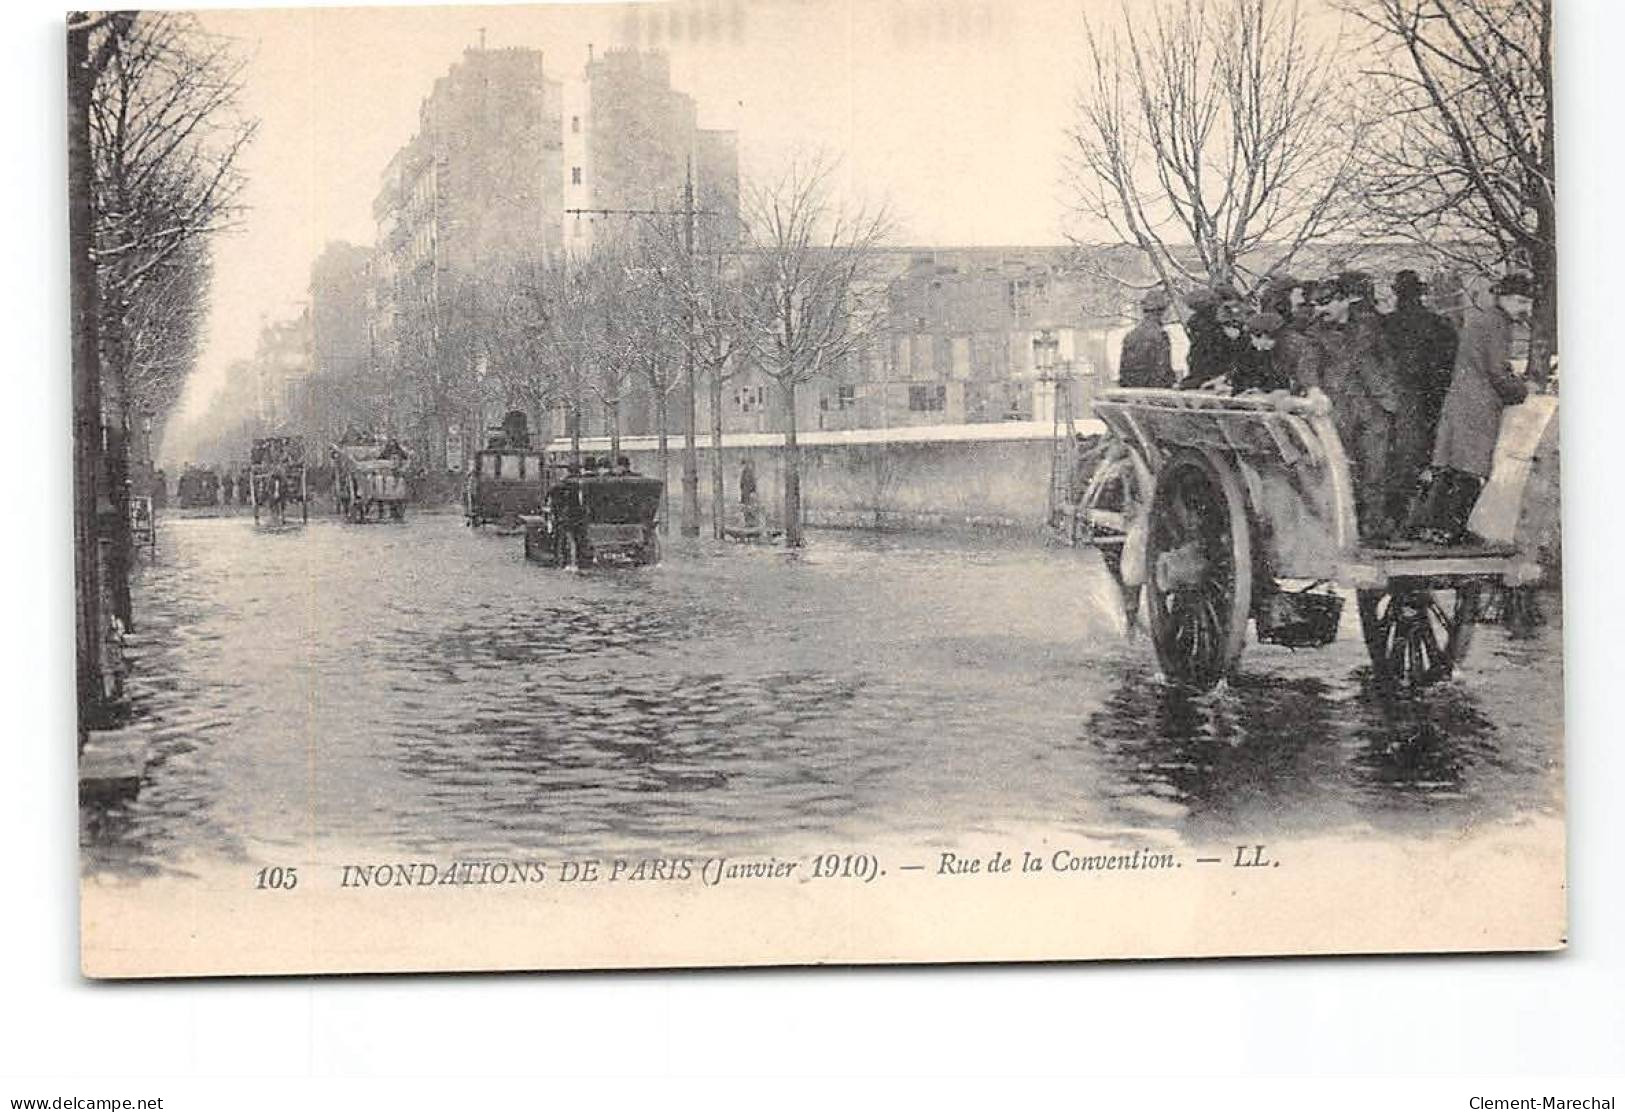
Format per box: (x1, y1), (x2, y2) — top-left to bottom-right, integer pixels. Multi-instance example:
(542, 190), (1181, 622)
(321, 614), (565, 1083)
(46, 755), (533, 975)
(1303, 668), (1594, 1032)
(1117, 268), (1538, 545)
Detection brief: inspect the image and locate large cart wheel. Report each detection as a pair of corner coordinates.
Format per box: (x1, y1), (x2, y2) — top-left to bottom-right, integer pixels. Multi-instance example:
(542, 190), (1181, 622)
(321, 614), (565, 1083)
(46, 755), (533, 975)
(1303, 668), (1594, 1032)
(1080, 449), (1144, 627)
(1144, 449), (1253, 690)
(1356, 585), (1479, 691)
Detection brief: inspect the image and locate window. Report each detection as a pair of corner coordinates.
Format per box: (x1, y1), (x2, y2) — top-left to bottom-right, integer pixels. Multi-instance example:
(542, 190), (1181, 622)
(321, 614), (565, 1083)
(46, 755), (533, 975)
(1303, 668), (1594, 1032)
(735, 385), (767, 413)
(571, 115), (580, 134)
(571, 167), (582, 186)
(908, 385), (946, 413)
(837, 385), (857, 410)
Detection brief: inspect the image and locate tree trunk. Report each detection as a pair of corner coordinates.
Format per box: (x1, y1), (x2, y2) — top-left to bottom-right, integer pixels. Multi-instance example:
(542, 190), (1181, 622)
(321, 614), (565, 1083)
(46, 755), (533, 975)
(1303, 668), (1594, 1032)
(655, 386), (670, 534)
(68, 19), (109, 731)
(782, 380), (802, 547)
(709, 365), (725, 539)
(102, 299), (135, 629)
(1528, 240), (1557, 388)
(569, 389), (582, 465)
(681, 350), (700, 537)
(607, 397), (621, 461)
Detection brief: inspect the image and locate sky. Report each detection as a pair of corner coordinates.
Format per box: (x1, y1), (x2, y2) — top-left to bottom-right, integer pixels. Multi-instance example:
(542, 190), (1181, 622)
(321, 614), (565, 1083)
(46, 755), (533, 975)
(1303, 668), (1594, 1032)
(178, 0), (1097, 424)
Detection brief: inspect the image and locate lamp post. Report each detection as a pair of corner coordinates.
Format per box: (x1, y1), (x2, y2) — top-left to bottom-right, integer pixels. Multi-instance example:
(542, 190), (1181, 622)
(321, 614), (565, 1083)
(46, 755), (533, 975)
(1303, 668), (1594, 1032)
(1033, 329), (1074, 525)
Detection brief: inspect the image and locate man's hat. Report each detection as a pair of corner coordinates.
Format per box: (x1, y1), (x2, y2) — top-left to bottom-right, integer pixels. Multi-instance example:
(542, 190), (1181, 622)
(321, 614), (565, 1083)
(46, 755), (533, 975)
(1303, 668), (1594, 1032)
(1492, 271), (1534, 297)
(1246, 311), (1285, 335)
(1394, 269), (1426, 297)
(1184, 286), (1217, 310)
(1140, 287), (1171, 312)
(1336, 270), (1375, 303)
(1216, 300), (1247, 325)
(1263, 273), (1301, 297)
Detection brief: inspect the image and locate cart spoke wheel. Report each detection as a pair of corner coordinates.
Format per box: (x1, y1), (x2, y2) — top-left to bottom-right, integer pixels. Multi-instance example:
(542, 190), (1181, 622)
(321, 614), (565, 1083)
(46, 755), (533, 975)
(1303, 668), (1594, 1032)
(1357, 585), (1478, 692)
(1144, 450), (1252, 690)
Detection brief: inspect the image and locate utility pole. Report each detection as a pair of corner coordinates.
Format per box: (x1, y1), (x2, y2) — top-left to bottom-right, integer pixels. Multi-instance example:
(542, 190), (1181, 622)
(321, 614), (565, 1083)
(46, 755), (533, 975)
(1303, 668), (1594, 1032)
(681, 159), (700, 537)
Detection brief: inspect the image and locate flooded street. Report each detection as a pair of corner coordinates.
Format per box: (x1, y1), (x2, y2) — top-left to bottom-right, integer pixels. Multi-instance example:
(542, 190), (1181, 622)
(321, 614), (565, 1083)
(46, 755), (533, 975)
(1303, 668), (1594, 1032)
(83, 511), (1564, 877)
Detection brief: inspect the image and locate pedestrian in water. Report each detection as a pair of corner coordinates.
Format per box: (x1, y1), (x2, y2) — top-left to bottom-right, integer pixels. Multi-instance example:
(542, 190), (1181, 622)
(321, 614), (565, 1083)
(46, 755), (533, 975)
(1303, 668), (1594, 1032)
(738, 456), (758, 527)
(1383, 269), (1459, 527)
(1296, 272), (1402, 539)
(1117, 287), (1175, 388)
(1412, 272), (1533, 546)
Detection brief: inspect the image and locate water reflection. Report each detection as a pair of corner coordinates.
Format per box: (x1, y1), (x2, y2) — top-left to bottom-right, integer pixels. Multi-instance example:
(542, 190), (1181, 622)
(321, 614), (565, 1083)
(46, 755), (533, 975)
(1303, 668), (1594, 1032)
(82, 514), (1564, 876)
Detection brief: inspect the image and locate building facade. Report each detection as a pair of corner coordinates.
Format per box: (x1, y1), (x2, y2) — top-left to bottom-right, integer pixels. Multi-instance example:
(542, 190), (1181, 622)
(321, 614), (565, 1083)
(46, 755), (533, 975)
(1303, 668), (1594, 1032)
(370, 46), (566, 464)
(704, 246), (1138, 440)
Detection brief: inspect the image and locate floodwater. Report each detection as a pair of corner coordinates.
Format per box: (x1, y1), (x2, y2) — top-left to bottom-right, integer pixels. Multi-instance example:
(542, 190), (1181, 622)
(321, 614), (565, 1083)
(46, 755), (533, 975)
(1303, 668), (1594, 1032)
(82, 511), (1565, 877)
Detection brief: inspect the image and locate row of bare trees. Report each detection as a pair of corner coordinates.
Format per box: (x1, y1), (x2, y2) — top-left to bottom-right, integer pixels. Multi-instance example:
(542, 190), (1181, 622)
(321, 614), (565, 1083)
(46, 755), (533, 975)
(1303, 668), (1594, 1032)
(1065, 0), (1555, 370)
(319, 155), (889, 548)
(69, 11), (254, 721)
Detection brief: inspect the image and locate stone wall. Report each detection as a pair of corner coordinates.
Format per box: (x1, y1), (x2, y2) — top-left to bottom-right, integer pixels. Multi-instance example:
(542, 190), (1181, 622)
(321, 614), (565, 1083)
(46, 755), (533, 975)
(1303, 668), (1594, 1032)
(556, 421), (1099, 535)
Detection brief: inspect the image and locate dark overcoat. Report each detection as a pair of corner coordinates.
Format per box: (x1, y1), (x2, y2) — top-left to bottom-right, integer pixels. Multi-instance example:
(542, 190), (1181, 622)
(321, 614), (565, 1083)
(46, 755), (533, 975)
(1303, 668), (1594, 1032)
(1431, 304), (1528, 478)
(1117, 318), (1174, 388)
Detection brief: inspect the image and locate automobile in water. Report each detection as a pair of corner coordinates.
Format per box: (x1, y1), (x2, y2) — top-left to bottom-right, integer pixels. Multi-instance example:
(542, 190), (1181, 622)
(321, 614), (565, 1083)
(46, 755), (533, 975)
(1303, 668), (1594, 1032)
(521, 460), (663, 568)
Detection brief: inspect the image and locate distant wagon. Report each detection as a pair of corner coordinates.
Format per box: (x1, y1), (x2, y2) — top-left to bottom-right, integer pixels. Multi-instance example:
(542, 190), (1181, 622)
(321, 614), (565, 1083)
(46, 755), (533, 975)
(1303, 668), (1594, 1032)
(248, 436), (309, 526)
(176, 466), (218, 509)
(332, 437), (409, 523)
(466, 413), (554, 530)
(521, 465), (663, 568)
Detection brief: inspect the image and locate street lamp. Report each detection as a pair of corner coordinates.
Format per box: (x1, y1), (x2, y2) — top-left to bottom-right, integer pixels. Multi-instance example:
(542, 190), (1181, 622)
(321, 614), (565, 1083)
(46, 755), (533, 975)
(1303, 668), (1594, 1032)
(1033, 329), (1075, 526)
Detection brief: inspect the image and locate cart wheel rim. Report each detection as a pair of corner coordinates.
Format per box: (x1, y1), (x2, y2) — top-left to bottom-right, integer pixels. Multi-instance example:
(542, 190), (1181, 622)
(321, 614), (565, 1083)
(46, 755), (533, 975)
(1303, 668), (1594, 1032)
(1144, 450), (1252, 689)
(1357, 585), (1478, 691)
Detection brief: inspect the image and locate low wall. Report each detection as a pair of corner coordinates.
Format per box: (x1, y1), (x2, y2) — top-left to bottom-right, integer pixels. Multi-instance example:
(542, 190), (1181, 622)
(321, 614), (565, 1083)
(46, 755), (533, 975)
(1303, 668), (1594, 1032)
(551, 421), (1100, 535)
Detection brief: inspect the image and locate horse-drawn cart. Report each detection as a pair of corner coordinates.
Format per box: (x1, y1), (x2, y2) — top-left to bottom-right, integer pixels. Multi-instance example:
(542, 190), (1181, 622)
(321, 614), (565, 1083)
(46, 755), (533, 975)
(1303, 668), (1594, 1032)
(1076, 388), (1551, 692)
(332, 438), (409, 523)
(248, 436), (309, 526)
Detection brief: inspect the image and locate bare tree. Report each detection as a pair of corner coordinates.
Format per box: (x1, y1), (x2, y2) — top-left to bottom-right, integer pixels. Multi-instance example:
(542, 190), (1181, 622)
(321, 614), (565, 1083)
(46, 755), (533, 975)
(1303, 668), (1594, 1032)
(693, 251), (749, 538)
(1338, 0), (1555, 376)
(628, 207), (749, 536)
(69, 10), (133, 722)
(88, 10), (255, 626)
(483, 256), (566, 443)
(739, 155), (892, 547)
(125, 239), (211, 449)
(620, 237), (687, 531)
(1065, 0), (1363, 298)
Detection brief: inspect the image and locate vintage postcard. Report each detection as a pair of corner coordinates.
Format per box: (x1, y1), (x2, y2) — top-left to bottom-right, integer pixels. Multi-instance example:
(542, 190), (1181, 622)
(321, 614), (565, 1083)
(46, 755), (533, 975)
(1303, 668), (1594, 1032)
(71, 0), (1564, 978)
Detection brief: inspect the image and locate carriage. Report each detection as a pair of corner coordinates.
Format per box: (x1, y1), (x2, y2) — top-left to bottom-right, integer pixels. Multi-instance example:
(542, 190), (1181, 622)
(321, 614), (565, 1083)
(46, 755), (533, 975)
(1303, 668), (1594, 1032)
(176, 465), (219, 509)
(520, 470), (663, 568)
(332, 438), (409, 523)
(1072, 387), (1556, 692)
(248, 436), (309, 526)
(465, 447), (555, 530)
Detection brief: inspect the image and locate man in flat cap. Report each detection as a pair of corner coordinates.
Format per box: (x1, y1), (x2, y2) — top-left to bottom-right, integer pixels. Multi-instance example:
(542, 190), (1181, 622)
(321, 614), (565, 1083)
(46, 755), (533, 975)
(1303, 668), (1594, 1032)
(1117, 287), (1175, 389)
(1412, 272), (1532, 544)
(1382, 269), (1459, 527)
